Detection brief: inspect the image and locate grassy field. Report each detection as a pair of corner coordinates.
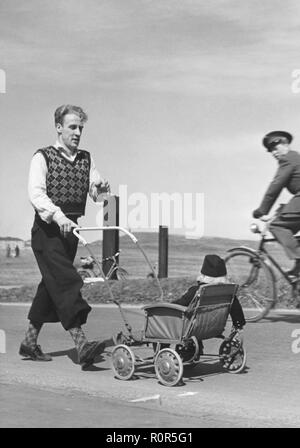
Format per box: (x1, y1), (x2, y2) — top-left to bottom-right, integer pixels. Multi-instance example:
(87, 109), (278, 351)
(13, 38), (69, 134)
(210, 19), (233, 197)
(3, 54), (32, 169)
(0, 232), (296, 306)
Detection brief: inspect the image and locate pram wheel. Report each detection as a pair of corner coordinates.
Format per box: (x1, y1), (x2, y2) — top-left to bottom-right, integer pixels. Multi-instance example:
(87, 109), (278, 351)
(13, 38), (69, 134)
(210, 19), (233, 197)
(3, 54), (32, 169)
(111, 344), (135, 380)
(154, 348), (183, 386)
(219, 338), (246, 374)
(176, 336), (200, 363)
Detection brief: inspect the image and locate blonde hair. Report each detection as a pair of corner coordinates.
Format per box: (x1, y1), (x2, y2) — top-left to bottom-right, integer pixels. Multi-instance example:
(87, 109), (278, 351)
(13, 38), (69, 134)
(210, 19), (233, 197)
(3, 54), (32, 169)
(196, 274), (229, 284)
(54, 105), (88, 125)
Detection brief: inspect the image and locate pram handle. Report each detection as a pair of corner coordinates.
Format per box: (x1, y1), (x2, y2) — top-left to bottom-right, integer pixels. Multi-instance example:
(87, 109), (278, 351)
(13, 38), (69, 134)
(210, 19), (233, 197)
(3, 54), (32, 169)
(73, 226), (138, 245)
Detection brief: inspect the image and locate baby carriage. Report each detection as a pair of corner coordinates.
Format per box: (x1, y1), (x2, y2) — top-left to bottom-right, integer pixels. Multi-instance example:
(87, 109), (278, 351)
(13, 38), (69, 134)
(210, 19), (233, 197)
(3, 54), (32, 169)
(73, 226), (246, 387)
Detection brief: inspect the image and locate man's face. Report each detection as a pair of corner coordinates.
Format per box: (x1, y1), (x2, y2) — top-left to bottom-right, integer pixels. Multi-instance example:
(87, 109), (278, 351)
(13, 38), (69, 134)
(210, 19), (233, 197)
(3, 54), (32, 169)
(56, 113), (84, 151)
(270, 143), (289, 161)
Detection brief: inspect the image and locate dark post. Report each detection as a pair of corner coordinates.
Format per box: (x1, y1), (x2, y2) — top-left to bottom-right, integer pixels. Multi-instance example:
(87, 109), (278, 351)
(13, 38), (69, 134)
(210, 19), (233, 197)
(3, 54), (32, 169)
(158, 225), (168, 278)
(102, 195), (119, 279)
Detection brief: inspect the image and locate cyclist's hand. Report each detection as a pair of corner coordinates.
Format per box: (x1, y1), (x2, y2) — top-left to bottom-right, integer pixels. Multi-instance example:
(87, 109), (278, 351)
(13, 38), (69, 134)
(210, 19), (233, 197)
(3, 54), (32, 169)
(253, 208), (263, 219)
(55, 215), (77, 238)
(260, 215), (271, 222)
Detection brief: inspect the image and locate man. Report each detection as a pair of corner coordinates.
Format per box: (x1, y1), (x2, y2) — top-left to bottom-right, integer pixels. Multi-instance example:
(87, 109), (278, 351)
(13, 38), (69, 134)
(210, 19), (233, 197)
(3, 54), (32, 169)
(20, 105), (110, 369)
(253, 130), (300, 277)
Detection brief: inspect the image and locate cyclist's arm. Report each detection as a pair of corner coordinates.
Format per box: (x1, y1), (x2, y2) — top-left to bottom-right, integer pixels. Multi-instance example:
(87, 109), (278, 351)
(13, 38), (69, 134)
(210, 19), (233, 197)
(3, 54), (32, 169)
(253, 159), (294, 218)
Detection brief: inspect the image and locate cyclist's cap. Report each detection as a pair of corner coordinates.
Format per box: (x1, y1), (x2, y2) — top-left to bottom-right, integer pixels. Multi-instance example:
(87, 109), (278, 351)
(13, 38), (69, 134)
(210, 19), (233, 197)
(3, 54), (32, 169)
(263, 131), (293, 151)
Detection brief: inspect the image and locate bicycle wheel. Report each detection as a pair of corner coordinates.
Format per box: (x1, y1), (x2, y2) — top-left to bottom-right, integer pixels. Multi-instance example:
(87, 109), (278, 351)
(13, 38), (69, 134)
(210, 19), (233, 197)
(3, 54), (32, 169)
(116, 267), (129, 280)
(225, 250), (276, 322)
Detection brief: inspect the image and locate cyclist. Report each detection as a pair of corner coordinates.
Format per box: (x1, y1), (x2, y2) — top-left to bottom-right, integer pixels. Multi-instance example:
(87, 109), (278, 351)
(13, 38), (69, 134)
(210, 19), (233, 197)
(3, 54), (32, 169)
(253, 131), (300, 278)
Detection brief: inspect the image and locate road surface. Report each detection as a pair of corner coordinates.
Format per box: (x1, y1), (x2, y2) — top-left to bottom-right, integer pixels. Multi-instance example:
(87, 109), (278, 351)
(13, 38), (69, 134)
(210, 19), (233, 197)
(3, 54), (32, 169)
(1, 304), (300, 428)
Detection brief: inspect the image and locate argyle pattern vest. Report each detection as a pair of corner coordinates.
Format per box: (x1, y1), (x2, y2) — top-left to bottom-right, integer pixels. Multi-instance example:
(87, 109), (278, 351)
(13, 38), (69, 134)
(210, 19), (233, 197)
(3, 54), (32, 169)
(36, 146), (90, 216)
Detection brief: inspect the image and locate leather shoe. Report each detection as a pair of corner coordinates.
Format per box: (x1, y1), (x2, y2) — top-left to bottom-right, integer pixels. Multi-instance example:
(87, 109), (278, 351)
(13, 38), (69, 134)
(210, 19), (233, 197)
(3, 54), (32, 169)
(78, 340), (106, 366)
(19, 343), (52, 361)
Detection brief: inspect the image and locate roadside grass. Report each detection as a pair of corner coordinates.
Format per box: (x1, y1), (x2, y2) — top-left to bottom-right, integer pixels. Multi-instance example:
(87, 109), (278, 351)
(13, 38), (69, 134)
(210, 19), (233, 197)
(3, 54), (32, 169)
(0, 232), (296, 307)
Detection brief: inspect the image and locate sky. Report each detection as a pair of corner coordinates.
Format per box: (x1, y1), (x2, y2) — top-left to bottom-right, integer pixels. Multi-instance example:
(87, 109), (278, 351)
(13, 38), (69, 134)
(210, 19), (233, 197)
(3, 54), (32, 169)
(1, 0), (300, 240)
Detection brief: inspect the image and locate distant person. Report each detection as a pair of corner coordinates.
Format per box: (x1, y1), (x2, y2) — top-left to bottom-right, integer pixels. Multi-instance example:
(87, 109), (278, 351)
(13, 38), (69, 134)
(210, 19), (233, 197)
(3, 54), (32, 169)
(6, 244), (11, 258)
(14, 244), (20, 257)
(253, 131), (300, 278)
(20, 104), (110, 368)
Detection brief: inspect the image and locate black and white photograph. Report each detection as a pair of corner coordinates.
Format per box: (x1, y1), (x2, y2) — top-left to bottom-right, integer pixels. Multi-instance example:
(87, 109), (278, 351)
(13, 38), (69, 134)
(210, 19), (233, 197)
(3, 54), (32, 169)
(1, 0), (300, 432)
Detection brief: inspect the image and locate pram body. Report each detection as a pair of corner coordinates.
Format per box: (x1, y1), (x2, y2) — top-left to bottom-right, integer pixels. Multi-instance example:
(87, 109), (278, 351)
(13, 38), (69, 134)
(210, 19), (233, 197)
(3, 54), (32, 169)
(112, 283), (246, 386)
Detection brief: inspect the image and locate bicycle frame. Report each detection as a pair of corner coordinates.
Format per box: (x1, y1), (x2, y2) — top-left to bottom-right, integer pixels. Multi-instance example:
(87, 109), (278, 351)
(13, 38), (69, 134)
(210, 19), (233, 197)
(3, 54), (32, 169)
(81, 253), (119, 280)
(228, 226), (300, 288)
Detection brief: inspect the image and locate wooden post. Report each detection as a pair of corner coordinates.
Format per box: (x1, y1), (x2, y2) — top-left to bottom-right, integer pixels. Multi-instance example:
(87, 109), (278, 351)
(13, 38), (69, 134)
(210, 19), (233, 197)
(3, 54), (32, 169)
(158, 225), (168, 278)
(102, 195), (119, 279)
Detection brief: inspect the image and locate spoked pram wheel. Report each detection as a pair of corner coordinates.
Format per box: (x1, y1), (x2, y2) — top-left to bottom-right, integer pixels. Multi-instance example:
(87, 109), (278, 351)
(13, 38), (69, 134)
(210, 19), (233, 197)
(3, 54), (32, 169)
(154, 348), (183, 386)
(219, 338), (247, 374)
(111, 344), (135, 380)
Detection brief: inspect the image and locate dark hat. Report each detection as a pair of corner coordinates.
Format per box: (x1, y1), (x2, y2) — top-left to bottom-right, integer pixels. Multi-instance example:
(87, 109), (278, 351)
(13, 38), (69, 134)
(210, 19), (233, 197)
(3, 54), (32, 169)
(262, 131), (293, 151)
(200, 254), (227, 278)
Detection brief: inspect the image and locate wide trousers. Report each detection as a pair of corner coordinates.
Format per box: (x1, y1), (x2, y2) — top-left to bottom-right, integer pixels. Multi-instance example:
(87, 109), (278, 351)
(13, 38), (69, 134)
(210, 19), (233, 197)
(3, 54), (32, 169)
(28, 215), (91, 330)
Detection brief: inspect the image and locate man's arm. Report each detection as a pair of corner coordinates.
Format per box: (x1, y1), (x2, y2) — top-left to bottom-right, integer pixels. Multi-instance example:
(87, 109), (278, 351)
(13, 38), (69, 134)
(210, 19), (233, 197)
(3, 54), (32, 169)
(28, 152), (64, 223)
(253, 158), (294, 218)
(28, 153), (77, 236)
(89, 156), (110, 201)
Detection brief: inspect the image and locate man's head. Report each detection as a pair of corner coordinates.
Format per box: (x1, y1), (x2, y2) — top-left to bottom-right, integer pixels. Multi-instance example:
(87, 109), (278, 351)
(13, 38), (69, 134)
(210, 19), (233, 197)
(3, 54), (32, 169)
(196, 254), (228, 284)
(262, 131), (292, 161)
(54, 105), (88, 152)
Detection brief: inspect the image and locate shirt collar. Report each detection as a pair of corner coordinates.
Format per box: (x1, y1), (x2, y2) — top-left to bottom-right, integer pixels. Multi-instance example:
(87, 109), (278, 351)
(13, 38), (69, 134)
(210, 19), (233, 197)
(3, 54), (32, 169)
(54, 141), (78, 161)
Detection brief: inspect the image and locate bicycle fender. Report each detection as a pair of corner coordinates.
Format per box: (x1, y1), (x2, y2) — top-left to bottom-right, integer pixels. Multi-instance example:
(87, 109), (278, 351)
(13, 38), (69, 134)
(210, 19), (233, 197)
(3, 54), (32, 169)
(226, 246), (259, 256)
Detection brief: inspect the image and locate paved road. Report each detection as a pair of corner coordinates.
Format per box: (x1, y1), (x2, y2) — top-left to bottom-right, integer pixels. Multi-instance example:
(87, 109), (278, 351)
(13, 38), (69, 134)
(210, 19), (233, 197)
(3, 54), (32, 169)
(1, 304), (300, 428)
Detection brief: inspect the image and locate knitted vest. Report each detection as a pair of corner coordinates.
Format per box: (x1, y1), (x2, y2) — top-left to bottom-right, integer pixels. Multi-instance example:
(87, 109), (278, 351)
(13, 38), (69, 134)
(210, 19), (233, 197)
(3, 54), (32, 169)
(36, 146), (91, 216)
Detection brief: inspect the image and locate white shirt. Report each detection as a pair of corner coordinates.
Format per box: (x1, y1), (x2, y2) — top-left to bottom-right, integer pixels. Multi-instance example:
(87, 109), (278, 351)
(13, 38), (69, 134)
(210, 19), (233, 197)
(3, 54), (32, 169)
(28, 142), (103, 224)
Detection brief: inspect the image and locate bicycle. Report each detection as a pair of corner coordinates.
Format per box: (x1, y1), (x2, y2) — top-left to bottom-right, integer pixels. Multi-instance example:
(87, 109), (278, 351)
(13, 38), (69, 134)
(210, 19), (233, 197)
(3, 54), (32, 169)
(78, 250), (129, 283)
(224, 215), (300, 322)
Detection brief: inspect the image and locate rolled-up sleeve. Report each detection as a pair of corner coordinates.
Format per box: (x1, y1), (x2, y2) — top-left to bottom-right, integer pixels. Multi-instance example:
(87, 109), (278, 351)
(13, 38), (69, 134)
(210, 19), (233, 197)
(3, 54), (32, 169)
(28, 152), (64, 223)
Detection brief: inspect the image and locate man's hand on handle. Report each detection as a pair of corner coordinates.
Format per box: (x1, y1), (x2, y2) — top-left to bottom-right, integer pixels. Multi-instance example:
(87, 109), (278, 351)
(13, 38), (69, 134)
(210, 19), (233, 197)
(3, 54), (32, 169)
(55, 215), (77, 238)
